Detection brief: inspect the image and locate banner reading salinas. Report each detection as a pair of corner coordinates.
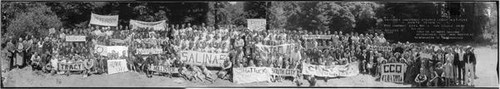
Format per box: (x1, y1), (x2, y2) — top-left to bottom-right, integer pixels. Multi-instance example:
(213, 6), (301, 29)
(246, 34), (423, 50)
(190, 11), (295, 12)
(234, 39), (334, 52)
(179, 51), (229, 67)
(130, 20), (167, 31)
(90, 13), (119, 27)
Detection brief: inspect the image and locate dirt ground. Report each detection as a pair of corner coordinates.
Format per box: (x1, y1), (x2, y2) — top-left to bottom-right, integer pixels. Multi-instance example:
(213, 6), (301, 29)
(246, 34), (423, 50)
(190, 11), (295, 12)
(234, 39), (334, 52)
(1, 47), (498, 87)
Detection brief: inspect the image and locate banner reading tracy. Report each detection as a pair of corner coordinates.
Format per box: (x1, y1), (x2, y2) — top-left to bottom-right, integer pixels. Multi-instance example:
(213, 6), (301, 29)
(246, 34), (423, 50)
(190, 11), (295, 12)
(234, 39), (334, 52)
(380, 63), (407, 83)
(130, 20), (167, 31)
(302, 62), (359, 77)
(90, 13), (119, 27)
(233, 67), (272, 84)
(179, 51), (229, 67)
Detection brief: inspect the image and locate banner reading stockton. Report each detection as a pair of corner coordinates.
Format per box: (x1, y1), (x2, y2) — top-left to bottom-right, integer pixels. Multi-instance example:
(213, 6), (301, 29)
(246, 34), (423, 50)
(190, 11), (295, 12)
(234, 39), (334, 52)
(302, 62), (359, 77)
(90, 13), (119, 27)
(179, 51), (229, 67)
(130, 20), (166, 31)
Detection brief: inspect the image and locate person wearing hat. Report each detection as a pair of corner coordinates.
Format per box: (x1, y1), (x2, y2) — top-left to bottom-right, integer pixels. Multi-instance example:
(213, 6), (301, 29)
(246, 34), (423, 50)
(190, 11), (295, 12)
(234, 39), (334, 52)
(464, 46), (476, 85)
(456, 46), (466, 85)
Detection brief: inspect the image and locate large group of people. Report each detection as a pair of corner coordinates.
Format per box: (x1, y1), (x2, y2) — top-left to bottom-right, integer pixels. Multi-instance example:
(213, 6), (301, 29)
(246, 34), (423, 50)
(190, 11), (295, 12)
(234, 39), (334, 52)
(0, 22), (477, 87)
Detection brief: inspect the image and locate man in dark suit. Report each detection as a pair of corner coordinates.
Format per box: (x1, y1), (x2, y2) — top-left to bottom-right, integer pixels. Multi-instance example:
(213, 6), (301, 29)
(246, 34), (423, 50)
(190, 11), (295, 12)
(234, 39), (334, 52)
(464, 47), (477, 79)
(452, 47), (462, 85)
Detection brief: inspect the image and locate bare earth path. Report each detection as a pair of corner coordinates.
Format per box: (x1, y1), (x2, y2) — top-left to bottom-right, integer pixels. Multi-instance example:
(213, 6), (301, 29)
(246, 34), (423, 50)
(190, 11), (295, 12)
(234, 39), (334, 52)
(2, 47), (498, 87)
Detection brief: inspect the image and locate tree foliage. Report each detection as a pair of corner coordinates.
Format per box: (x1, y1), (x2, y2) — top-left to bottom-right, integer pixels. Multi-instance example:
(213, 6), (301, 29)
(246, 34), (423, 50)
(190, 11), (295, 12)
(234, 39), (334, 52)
(2, 2), (62, 38)
(267, 1), (382, 32)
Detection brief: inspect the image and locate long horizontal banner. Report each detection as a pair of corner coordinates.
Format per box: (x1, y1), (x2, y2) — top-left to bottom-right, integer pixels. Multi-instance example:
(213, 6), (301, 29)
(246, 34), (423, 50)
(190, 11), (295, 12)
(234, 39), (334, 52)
(255, 44), (297, 56)
(134, 39), (167, 45)
(136, 48), (163, 55)
(65, 35), (86, 42)
(367, 45), (393, 52)
(271, 68), (299, 76)
(302, 35), (332, 39)
(419, 53), (433, 59)
(57, 62), (86, 71)
(148, 65), (179, 73)
(130, 20), (166, 31)
(94, 45), (129, 58)
(109, 39), (128, 44)
(380, 63), (407, 83)
(233, 67), (272, 84)
(247, 19), (266, 31)
(302, 62), (359, 77)
(90, 13), (119, 27)
(179, 51), (229, 67)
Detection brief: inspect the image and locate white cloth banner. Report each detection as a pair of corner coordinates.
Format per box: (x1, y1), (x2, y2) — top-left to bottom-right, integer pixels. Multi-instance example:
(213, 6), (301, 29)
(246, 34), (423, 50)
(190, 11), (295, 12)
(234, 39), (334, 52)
(302, 35), (333, 39)
(94, 45), (129, 58)
(247, 19), (266, 31)
(302, 62), (359, 77)
(233, 67), (272, 84)
(65, 35), (86, 42)
(107, 59), (129, 74)
(90, 13), (119, 26)
(136, 48), (163, 55)
(255, 44), (298, 58)
(178, 51), (229, 67)
(130, 20), (166, 31)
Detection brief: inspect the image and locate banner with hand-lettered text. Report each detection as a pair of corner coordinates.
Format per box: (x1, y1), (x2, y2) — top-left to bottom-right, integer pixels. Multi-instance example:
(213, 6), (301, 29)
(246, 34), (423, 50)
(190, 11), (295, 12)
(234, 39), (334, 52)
(247, 19), (266, 31)
(178, 51), (229, 67)
(65, 35), (86, 42)
(107, 59), (129, 74)
(90, 13), (119, 27)
(380, 63), (407, 83)
(148, 64), (179, 73)
(367, 45), (393, 52)
(233, 67), (272, 84)
(301, 35), (332, 39)
(94, 45), (129, 58)
(130, 20), (166, 31)
(255, 44), (297, 57)
(302, 62), (359, 77)
(136, 48), (163, 55)
(271, 68), (299, 76)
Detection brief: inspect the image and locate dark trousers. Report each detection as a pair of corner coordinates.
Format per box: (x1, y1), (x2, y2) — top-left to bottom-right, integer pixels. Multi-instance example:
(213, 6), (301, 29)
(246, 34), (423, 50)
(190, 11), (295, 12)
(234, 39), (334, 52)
(456, 65), (464, 84)
(359, 61), (366, 73)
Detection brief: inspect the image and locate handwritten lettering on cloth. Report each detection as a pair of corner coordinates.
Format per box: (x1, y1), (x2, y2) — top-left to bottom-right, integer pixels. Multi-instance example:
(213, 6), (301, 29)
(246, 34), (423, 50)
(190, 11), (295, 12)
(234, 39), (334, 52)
(130, 20), (166, 31)
(179, 51), (229, 67)
(90, 13), (119, 26)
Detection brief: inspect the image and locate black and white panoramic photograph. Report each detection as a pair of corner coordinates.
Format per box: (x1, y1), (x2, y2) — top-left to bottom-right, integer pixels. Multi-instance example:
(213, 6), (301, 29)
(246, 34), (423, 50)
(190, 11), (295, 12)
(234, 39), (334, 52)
(0, 1), (498, 88)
